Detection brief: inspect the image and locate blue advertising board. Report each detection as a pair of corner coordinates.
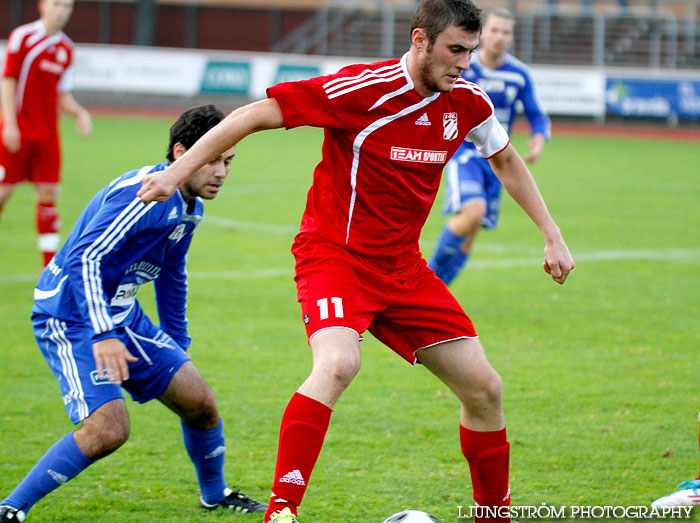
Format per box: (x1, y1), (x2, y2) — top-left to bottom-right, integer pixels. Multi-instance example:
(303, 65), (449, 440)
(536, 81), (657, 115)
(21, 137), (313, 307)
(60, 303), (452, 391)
(606, 78), (700, 120)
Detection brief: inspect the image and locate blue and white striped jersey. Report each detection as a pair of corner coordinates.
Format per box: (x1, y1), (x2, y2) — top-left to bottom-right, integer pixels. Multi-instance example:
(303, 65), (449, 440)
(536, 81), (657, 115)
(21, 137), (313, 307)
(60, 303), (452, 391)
(463, 52), (550, 145)
(33, 162), (203, 349)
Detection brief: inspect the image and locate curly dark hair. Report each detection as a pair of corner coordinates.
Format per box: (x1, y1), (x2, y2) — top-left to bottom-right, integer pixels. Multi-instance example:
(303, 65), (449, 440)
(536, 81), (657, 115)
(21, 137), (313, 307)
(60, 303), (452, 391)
(411, 0), (482, 45)
(167, 104), (225, 162)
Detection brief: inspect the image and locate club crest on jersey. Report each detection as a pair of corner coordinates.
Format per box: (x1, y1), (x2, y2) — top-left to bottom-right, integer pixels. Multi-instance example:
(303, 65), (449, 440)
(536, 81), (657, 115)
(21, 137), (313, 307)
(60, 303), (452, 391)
(56, 47), (68, 64)
(168, 223), (187, 242)
(443, 112), (459, 140)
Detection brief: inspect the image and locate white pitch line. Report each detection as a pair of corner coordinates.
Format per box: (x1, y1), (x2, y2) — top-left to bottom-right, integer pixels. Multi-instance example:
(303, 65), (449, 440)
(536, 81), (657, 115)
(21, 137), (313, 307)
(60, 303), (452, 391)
(4, 248), (699, 284)
(204, 215), (299, 235)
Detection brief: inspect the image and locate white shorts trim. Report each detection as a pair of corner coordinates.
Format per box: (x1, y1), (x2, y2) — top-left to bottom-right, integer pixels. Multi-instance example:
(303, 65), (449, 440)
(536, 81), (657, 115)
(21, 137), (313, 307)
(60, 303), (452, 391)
(308, 326), (363, 345)
(412, 335), (480, 364)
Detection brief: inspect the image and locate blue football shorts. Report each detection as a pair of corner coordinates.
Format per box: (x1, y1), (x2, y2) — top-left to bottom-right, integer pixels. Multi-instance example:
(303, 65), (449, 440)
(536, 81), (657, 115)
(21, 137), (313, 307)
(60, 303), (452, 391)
(32, 308), (190, 424)
(442, 145), (502, 230)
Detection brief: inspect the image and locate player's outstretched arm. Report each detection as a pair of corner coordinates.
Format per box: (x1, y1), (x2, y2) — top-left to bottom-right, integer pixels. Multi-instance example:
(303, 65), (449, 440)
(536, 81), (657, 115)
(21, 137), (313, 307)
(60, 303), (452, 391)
(137, 98), (285, 204)
(489, 144), (575, 284)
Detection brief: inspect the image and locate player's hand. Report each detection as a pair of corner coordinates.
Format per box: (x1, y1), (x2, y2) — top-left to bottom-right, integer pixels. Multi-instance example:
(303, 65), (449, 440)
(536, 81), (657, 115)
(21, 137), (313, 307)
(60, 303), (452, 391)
(524, 134), (546, 164)
(137, 170), (179, 204)
(93, 338), (138, 385)
(543, 236), (575, 285)
(1, 123), (20, 153)
(76, 109), (92, 140)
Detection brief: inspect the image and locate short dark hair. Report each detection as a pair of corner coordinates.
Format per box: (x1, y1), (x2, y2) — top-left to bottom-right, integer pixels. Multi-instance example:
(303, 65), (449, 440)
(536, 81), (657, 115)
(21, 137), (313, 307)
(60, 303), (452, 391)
(411, 0), (482, 45)
(167, 104), (225, 162)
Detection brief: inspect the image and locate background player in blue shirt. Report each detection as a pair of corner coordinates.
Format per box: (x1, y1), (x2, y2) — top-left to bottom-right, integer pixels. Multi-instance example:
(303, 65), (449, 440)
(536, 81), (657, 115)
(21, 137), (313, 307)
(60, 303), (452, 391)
(0, 105), (266, 522)
(428, 8), (551, 285)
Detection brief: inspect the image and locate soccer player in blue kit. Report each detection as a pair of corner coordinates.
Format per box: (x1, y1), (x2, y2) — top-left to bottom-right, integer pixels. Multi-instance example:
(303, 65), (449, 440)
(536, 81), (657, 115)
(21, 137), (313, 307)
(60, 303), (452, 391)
(0, 105), (266, 522)
(428, 8), (551, 285)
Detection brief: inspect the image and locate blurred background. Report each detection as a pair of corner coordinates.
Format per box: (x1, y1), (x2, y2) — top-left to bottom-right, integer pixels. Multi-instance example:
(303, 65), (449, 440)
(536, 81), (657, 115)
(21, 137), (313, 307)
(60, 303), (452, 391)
(1, 0), (699, 126)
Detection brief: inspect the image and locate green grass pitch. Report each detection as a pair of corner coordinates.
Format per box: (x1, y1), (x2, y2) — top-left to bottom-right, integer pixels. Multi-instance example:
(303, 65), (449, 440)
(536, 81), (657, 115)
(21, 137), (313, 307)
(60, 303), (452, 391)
(0, 114), (698, 522)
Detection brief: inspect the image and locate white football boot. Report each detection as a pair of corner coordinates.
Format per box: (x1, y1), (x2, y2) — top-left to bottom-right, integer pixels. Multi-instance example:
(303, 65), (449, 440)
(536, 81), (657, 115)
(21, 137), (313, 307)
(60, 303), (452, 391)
(652, 479), (700, 507)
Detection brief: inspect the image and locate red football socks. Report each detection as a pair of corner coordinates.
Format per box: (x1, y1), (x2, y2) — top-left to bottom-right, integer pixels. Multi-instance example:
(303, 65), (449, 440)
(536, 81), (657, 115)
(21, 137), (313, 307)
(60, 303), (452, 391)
(460, 425), (511, 522)
(37, 202), (60, 267)
(264, 392), (332, 521)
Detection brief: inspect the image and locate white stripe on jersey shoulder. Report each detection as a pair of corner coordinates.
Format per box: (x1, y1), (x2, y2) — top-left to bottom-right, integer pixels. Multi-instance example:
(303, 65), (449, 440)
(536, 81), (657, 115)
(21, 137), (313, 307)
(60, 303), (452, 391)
(480, 66), (527, 87)
(503, 53), (532, 73)
(107, 165), (155, 196)
(8, 21), (43, 52)
(26, 23), (49, 48)
(16, 33), (64, 111)
(323, 62), (403, 91)
(34, 274), (69, 300)
(324, 63), (404, 100)
(368, 53), (414, 111)
(454, 79), (495, 110)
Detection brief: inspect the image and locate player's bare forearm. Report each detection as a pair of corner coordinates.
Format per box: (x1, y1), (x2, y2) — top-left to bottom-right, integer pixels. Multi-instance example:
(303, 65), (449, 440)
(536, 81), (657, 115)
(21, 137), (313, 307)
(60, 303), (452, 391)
(1, 78), (20, 152)
(490, 144), (575, 283)
(489, 144), (555, 234)
(58, 92), (92, 139)
(137, 98), (284, 203)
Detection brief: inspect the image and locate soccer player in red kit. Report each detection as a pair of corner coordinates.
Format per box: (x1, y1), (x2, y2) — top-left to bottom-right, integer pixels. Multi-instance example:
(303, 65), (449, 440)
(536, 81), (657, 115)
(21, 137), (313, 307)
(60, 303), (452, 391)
(137, 1), (575, 521)
(0, 0), (92, 267)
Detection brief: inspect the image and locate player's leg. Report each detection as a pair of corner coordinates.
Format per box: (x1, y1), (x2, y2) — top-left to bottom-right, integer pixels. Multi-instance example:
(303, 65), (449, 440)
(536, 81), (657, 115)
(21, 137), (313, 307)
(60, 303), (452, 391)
(0, 400), (129, 521)
(0, 139), (24, 223)
(371, 269), (508, 522)
(34, 183), (60, 268)
(429, 150), (487, 285)
(30, 137), (62, 267)
(0, 317), (128, 520)
(0, 184), (14, 221)
(417, 338), (510, 522)
(157, 361), (266, 513)
(265, 327), (361, 522)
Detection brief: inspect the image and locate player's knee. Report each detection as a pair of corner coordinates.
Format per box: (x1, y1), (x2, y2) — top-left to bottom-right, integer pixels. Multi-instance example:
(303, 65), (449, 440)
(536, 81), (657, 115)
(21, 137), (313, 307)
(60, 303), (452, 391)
(99, 420), (131, 452)
(80, 415), (130, 459)
(450, 201), (487, 234)
(464, 369), (503, 411)
(184, 387), (220, 429)
(324, 350), (361, 389)
(461, 200), (487, 222)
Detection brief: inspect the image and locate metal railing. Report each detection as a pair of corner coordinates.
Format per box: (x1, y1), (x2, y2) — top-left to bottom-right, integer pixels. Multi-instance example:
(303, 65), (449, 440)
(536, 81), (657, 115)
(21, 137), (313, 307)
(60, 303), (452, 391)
(272, 0), (699, 69)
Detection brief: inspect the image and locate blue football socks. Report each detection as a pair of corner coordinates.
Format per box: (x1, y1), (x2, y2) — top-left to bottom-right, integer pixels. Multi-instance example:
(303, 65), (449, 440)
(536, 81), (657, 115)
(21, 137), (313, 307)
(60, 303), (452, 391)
(428, 225), (470, 285)
(1, 432), (92, 515)
(181, 418), (228, 505)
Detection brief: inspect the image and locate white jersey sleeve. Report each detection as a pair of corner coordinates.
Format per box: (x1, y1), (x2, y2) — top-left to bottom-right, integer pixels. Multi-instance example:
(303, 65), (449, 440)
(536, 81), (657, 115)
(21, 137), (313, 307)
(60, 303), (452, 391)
(466, 113), (510, 159)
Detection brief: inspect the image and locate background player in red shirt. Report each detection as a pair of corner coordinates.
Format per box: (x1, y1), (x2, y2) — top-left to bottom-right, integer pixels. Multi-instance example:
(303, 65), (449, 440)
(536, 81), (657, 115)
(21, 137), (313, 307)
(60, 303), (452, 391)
(0, 0), (92, 267)
(138, 1), (575, 522)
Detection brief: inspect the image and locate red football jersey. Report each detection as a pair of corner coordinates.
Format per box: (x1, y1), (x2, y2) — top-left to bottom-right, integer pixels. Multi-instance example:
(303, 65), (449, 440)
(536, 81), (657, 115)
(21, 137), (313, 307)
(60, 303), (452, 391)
(267, 54), (509, 270)
(3, 20), (74, 140)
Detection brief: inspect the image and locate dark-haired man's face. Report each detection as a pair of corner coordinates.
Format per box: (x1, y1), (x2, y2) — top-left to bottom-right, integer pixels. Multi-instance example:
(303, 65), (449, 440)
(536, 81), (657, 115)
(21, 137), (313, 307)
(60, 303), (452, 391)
(173, 143), (235, 201)
(415, 24), (479, 95)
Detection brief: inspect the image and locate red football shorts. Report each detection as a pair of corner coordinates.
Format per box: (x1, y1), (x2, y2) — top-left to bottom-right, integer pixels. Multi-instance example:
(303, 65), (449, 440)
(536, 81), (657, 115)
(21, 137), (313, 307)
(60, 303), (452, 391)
(293, 236), (478, 364)
(0, 132), (61, 185)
